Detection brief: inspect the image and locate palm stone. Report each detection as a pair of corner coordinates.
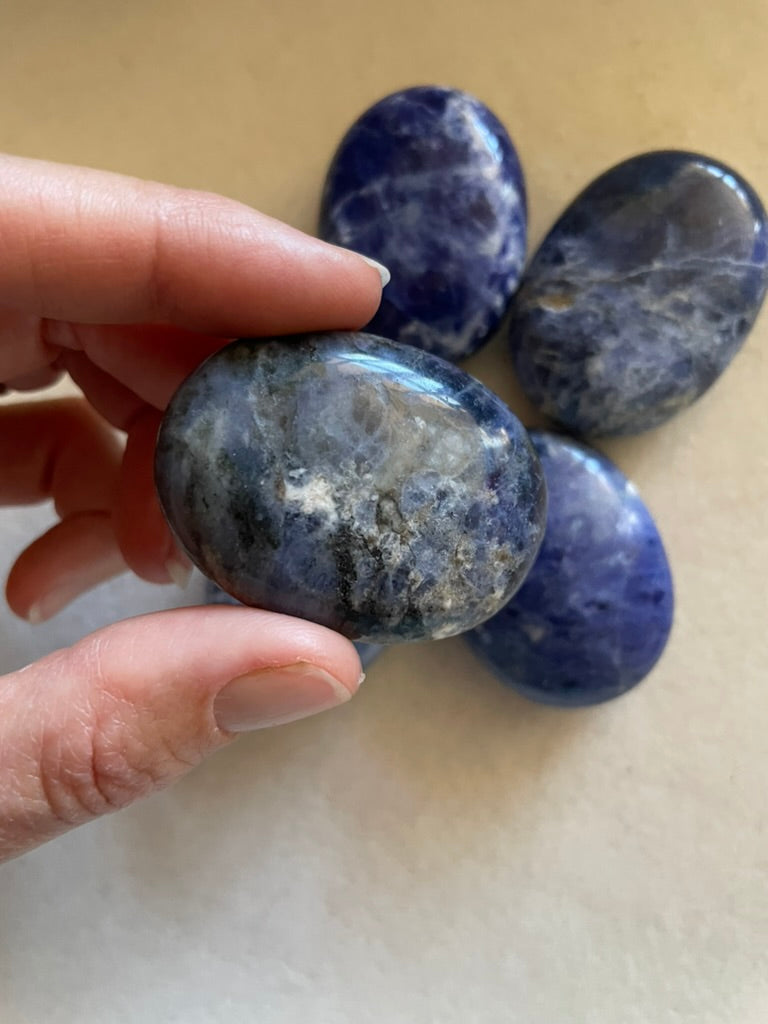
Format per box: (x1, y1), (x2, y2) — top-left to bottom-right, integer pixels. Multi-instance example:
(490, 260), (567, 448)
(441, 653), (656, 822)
(155, 332), (546, 645)
(467, 432), (674, 706)
(320, 86), (527, 361)
(509, 150), (768, 435)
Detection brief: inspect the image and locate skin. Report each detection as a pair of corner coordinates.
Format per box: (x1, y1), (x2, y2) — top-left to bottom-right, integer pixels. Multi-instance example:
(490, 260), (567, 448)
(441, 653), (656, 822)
(0, 154), (383, 863)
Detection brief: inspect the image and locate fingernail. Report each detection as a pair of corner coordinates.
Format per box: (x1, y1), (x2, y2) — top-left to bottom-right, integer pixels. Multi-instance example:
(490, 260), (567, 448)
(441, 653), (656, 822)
(344, 250), (390, 287)
(360, 255), (390, 287)
(22, 550), (126, 623)
(26, 602), (45, 625)
(25, 584), (83, 624)
(214, 662), (354, 732)
(165, 556), (192, 590)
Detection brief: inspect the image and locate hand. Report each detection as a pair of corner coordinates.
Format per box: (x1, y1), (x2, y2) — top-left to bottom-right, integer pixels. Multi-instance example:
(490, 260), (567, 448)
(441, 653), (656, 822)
(0, 154), (383, 863)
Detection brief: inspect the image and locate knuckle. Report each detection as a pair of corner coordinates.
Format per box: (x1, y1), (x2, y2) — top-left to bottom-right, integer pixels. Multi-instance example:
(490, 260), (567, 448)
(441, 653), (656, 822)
(147, 186), (224, 319)
(37, 641), (200, 826)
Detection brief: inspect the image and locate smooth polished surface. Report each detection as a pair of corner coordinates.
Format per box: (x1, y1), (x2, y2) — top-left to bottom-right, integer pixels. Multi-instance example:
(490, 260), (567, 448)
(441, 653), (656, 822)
(1, 4), (767, 1023)
(320, 86), (526, 360)
(468, 433), (674, 705)
(510, 151), (768, 435)
(156, 333), (545, 643)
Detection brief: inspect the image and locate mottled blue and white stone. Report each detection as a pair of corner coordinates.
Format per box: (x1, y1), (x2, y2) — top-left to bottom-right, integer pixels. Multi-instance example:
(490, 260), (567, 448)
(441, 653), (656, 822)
(467, 433), (673, 706)
(509, 150), (768, 435)
(320, 86), (527, 361)
(155, 332), (546, 645)
(203, 580), (384, 669)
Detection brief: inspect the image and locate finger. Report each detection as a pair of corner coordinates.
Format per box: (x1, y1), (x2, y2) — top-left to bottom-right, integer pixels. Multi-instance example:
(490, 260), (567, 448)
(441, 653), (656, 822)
(114, 406), (187, 585)
(5, 367), (63, 392)
(0, 154), (384, 339)
(0, 307), (57, 381)
(56, 323), (230, 412)
(58, 349), (146, 430)
(0, 607), (363, 862)
(6, 513), (126, 623)
(0, 399), (125, 620)
(0, 398), (120, 512)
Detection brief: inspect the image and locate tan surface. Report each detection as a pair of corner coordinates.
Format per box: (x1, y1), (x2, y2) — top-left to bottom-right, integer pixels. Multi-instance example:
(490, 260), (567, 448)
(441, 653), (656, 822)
(1, 2), (767, 1022)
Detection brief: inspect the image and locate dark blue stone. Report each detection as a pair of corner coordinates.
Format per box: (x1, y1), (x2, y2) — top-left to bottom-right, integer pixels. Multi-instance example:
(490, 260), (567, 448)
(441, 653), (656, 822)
(320, 86), (527, 361)
(202, 580), (384, 669)
(466, 432), (674, 706)
(155, 332), (546, 645)
(509, 150), (768, 435)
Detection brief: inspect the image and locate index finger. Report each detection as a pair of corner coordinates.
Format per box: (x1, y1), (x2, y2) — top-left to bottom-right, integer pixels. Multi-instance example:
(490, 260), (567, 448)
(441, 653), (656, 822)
(0, 154), (384, 335)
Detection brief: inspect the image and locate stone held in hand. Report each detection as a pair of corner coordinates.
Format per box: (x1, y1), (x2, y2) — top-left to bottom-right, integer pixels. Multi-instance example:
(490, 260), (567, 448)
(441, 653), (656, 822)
(467, 432), (674, 706)
(509, 150), (768, 436)
(155, 332), (547, 645)
(320, 85), (527, 361)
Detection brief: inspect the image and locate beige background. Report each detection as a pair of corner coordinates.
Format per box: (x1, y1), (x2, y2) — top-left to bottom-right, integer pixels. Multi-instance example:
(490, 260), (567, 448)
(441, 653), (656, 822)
(1, 1), (767, 1021)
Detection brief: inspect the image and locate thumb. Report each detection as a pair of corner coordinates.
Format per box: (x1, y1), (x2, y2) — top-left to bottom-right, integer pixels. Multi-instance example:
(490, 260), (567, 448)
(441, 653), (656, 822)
(0, 606), (363, 863)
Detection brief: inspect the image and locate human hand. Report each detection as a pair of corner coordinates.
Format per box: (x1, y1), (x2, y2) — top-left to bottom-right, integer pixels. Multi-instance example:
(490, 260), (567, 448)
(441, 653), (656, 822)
(0, 154), (384, 863)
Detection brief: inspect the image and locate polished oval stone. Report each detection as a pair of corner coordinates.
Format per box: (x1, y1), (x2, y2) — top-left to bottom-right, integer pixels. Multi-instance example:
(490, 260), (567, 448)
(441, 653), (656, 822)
(509, 150), (768, 435)
(320, 86), (527, 361)
(202, 580), (384, 669)
(466, 432), (673, 706)
(155, 332), (546, 645)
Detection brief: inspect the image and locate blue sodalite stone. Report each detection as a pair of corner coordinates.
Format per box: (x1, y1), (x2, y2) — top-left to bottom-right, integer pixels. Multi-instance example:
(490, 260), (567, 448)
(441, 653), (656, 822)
(203, 580), (383, 669)
(320, 86), (527, 361)
(467, 432), (673, 706)
(509, 150), (768, 435)
(155, 332), (546, 645)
